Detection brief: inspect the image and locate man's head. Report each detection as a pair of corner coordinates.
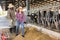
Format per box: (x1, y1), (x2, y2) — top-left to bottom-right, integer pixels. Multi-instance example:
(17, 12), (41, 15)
(8, 3), (14, 8)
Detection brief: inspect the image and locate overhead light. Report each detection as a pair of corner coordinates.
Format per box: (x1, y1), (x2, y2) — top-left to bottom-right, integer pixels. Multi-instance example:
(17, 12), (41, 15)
(44, 0), (47, 1)
(50, 0), (53, 1)
(47, 1), (50, 2)
(50, 1), (53, 3)
(53, 1), (56, 2)
(57, 0), (60, 1)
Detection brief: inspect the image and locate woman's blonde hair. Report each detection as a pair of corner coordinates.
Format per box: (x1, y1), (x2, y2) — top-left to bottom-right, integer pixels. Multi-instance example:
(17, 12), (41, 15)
(17, 6), (23, 13)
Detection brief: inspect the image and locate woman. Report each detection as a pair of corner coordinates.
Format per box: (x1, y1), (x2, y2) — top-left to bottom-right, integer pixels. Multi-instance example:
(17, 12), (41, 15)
(16, 6), (26, 37)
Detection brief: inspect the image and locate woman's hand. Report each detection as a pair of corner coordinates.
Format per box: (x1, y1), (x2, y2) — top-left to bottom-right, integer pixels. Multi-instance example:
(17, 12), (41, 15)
(24, 22), (27, 24)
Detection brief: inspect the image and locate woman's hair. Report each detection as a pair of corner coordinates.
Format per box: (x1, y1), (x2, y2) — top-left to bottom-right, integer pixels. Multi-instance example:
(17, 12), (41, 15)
(17, 8), (20, 13)
(17, 7), (24, 14)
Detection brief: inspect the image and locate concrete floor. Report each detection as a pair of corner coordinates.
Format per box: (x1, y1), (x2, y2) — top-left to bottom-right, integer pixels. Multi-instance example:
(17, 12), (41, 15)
(0, 17), (10, 29)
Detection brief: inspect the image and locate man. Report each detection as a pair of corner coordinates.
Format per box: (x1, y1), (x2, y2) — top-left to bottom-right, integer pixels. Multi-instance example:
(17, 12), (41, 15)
(7, 3), (16, 33)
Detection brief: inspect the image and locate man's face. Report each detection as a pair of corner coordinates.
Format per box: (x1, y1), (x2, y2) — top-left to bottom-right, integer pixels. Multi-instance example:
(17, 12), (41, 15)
(10, 7), (14, 10)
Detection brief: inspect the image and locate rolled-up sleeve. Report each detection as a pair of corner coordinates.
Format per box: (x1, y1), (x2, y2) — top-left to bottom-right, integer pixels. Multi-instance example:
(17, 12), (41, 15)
(16, 13), (19, 20)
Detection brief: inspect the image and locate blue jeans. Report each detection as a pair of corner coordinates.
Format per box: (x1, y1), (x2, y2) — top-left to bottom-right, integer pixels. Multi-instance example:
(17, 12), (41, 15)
(16, 20), (24, 35)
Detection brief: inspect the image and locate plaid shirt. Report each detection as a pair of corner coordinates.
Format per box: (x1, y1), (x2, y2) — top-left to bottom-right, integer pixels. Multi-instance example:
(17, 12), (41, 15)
(16, 12), (26, 22)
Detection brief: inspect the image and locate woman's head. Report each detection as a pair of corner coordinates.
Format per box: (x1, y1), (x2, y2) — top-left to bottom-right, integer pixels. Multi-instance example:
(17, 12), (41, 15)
(18, 6), (23, 12)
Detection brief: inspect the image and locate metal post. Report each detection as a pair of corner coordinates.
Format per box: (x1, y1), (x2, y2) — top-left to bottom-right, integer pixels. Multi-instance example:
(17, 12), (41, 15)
(26, 0), (30, 23)
(5, 0), (7, 10)
(26, 0), (30, 15)
(18, 0), (20, 7)
(12, 0), (15, 5)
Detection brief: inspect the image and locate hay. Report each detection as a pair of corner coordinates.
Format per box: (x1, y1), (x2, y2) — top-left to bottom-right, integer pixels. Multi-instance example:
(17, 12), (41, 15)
(12, 27), (57, 40)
